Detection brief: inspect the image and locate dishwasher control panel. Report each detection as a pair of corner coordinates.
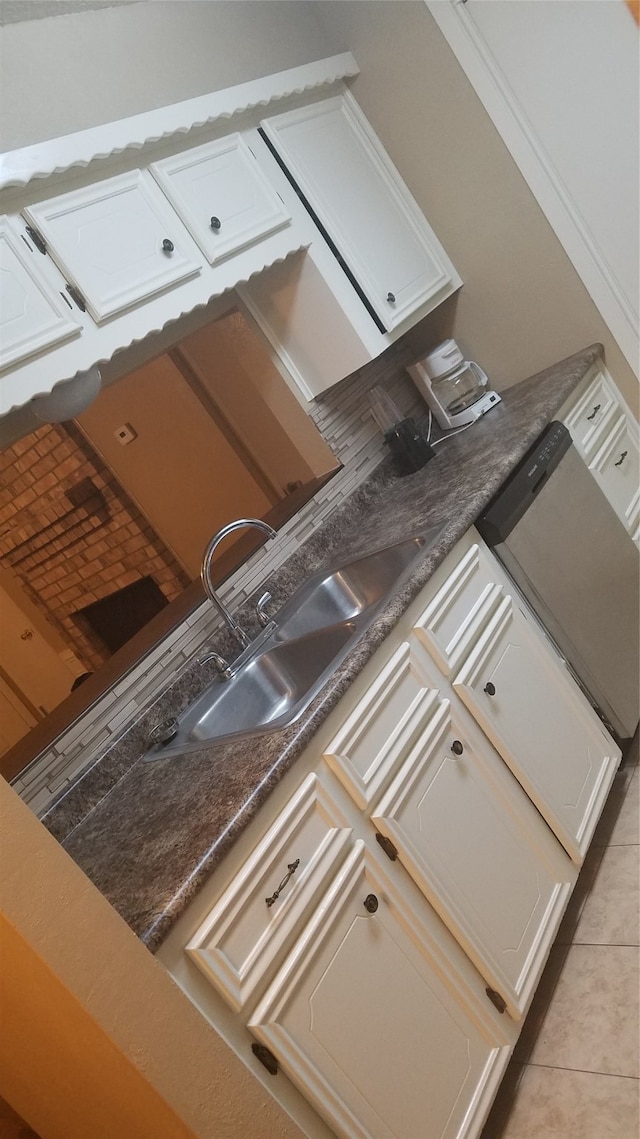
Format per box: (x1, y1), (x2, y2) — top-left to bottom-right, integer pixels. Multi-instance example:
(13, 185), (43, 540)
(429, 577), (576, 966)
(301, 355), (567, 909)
(477, 421), (572, 545)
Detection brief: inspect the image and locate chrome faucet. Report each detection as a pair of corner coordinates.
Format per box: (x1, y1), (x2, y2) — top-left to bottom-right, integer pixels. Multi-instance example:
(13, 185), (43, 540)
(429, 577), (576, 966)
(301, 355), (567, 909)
(201, 518), (277, 651)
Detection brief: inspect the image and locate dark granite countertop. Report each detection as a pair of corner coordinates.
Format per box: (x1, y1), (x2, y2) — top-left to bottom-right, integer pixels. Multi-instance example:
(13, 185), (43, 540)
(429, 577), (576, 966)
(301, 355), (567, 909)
(44, 344), (602, 952)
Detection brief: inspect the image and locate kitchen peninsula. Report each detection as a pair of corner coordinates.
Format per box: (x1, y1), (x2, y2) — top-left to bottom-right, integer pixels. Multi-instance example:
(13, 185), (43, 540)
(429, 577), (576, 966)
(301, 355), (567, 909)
(44, 342), (613, 946)
(33, 340), (639, 1139)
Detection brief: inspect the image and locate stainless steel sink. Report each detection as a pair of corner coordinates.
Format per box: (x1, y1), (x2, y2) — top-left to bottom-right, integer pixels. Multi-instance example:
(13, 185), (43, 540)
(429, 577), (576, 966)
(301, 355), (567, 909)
(145, 529), (440, 759)
(146, 621), (357, 759)
(189, 622), (356, 743)
(273, 534), (429, 641)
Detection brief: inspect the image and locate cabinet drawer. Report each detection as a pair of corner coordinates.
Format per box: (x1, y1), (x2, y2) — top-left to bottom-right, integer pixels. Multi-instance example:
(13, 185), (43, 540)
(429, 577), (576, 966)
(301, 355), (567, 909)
(563, 368), (618, 458)
(150, 133), (290, 265)
(23, 170), (201, 323)
(323, 641), (441, 810)
(186, 773), (351, 1012)
(411, 540), (502, 676)
(0, 216), (80, 372)
(588, 412), (640, 542)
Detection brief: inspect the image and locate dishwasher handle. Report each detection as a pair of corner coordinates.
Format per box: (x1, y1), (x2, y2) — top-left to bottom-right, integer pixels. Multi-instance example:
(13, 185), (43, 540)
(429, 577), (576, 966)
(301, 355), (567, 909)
(477, 421), (572, 545)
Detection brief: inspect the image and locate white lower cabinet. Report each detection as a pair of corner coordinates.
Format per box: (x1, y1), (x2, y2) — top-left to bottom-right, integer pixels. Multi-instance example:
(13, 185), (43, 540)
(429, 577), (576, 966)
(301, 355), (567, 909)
(162, 529), (620, 1139)
(323, 637), (576, 1022)
(186, 774), (353, 1014)
(588, 412), (640, 543)
(561, 361), (640, 546)
(369, 696), (575, 1021)
(452, 591), (619, 864)
(248, 840), (513, 1139)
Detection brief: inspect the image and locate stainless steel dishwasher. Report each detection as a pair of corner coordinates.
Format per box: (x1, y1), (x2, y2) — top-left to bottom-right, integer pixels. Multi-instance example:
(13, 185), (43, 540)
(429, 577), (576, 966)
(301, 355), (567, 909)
(477, 420), (639, 740)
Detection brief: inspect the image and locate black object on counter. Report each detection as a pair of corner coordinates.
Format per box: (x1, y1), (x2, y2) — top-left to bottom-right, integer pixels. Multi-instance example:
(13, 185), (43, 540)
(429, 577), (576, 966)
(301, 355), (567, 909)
(384, 417), (435, 475)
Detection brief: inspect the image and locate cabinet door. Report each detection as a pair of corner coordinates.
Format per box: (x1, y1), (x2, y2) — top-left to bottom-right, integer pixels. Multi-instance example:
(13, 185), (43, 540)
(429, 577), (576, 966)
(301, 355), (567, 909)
(0, 216), (79, 371)
(23, 171), (200, 323)
(589, 412), (640, 543)
(453, 593), (620, 864)
(150, 133), (290, 265)
(261, 93), (459, 331)
(372, 697), (575, 1020)
(249, 841), (511, 1139)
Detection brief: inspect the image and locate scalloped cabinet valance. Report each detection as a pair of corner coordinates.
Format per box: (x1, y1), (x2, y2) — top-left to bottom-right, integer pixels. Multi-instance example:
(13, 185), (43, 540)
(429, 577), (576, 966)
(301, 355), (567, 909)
(0, 53), (461, 416)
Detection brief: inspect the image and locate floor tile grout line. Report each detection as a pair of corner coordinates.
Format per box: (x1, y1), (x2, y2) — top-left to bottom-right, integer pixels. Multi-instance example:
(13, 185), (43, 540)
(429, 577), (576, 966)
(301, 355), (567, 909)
(568, 940), (640, 947)
(523, 1061), (640, 1080)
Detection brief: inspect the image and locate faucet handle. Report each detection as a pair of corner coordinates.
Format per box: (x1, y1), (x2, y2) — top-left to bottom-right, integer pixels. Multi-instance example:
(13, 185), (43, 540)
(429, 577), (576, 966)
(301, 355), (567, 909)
(255, 591), (274, 628)
(198, 650), (234, 681)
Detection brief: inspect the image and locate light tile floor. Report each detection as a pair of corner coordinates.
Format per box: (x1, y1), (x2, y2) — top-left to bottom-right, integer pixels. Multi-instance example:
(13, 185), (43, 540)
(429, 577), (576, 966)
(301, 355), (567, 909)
(482, 733), (639, 1139)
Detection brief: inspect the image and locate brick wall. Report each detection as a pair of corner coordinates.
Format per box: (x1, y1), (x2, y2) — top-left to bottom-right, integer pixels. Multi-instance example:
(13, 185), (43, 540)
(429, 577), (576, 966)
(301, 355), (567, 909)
(0, 422), (190, 671)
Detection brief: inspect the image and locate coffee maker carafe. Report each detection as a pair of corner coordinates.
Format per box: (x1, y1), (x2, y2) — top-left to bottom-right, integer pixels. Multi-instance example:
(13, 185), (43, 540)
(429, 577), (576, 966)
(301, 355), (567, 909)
(408, 340), (501, 430)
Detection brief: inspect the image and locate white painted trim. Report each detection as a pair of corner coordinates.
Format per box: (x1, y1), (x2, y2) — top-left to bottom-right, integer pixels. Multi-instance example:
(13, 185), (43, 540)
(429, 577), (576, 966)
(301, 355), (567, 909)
(0, 53), (360, 191)
(426, 1), (638, 377)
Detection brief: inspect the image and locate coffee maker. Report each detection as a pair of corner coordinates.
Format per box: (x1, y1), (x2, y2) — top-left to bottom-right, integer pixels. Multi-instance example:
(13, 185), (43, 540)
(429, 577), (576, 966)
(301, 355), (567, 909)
(408, 340), (501, 430)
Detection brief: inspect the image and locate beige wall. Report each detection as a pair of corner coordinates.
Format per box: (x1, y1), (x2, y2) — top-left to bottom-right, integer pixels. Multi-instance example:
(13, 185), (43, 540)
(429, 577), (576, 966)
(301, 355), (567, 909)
(307, 1), (637, 409)
(177, 312), (338, 488)
(0, 778), (304, 1139)
(0, 0), (332, 150)
(77, 354), (273, 578)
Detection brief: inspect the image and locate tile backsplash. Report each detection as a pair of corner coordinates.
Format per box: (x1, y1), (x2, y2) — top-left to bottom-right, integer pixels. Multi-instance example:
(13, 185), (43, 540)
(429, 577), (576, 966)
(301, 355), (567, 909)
(15, 331), (432, 815)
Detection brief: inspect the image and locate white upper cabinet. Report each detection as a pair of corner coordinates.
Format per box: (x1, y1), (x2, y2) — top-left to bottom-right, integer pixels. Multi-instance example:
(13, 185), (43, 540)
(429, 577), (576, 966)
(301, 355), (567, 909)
(0, 216), (80, 371)
(23, 170), (201, 324)
(150, 133), (291, 265)
(2, 60), (463, 407)
(260, 92), (461, 332)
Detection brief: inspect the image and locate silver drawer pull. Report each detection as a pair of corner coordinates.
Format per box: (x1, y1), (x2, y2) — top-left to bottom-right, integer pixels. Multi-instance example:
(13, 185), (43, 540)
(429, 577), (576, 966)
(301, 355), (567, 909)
(265, 859), (300, 908)
(614, 450), (628, 468)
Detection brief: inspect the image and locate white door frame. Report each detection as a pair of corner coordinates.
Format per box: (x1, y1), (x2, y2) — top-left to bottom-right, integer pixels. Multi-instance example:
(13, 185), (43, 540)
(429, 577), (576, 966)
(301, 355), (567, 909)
(426, 0), (639, 378)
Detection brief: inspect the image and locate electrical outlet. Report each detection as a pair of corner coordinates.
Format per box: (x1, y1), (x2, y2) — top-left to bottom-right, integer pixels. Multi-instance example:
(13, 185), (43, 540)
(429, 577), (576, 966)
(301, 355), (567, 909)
(114, 423), (137, 445)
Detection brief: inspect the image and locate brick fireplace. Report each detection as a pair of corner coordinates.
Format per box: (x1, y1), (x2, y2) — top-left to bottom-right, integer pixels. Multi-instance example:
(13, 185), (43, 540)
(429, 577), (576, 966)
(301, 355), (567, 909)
(0, 421), (190, 672)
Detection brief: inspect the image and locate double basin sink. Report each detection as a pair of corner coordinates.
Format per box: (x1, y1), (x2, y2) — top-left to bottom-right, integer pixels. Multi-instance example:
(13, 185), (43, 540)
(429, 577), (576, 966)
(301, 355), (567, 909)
(145, 528), (441, 760)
